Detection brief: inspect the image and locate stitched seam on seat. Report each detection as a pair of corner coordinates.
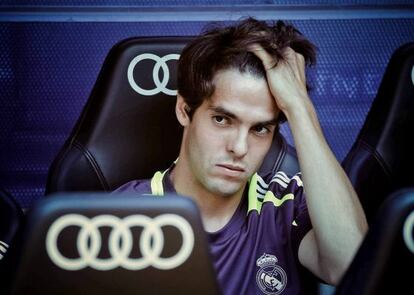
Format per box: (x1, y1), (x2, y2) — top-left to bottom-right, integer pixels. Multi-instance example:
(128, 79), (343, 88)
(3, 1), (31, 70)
(357, 139), (393, 180)
(72, 141), (110, 190)
(47, 142), (75, 194)
(271, 136), (286, 173)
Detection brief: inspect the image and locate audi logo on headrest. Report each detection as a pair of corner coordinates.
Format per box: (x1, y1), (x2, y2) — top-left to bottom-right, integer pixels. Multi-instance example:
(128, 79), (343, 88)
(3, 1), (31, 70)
(127, 53), (180, 96)
(411, 65), (414, 86)
(403, 210), (414, 254)
(46, 214), (194, 271)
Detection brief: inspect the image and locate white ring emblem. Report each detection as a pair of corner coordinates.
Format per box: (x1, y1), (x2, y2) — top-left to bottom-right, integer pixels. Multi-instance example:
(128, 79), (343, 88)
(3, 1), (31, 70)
(127, 53), (180, 96)
(46, 214), (194, 271)
(411, 65), (414, 87)
(403, 210), (414, 254)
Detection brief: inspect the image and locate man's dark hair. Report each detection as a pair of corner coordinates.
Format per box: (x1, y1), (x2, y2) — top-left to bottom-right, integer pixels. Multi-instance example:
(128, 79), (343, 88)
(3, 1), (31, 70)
(177, 17), (316, 123)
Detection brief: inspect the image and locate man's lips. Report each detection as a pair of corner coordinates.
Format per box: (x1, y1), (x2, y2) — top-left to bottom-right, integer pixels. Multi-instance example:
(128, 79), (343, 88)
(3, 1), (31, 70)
(216, 164), (246, 173)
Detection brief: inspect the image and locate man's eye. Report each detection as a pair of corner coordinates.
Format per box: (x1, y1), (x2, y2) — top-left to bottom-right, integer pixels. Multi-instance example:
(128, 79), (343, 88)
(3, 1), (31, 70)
(253, 125), (270, 135)
(213, 116), (227, 125)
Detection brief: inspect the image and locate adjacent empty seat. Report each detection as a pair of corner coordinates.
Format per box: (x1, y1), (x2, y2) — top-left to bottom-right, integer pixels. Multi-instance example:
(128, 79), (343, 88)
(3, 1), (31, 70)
(12, 193), (221, 295)
(335, 188), (414, 295)
(342, 42), (414, 222)
(0, 188), (24, 294)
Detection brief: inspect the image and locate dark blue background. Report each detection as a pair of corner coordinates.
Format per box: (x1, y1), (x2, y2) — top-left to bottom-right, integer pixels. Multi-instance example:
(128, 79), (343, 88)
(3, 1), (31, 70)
(1, 1), (414, 208)
(1, 1), (414, 5)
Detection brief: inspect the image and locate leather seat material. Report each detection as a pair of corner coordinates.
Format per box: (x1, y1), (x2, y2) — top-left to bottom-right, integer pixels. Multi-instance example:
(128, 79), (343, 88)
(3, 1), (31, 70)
(334, 188), (414, 295)
(342, 42), (414, 222)
(47, 37), (300, 194)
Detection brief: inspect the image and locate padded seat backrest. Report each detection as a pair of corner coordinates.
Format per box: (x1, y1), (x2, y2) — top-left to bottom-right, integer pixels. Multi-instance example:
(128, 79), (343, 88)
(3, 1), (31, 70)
(0, 188), (24, 294)
(46, 37), (299, 194)
(335, 188), (414, 295)
(342, 42), (414, 222)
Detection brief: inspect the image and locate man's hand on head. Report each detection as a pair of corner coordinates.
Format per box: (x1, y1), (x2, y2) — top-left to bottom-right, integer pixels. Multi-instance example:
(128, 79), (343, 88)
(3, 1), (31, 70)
(249, 44), (311, 119)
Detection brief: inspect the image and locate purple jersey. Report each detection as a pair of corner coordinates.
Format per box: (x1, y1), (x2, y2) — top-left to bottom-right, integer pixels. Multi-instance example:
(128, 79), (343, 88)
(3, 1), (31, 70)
(114, 167), (312, 295)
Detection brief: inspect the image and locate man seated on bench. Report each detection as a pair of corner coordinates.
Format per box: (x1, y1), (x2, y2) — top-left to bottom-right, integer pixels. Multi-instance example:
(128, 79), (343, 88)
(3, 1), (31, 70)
(115, 18), (368, 295)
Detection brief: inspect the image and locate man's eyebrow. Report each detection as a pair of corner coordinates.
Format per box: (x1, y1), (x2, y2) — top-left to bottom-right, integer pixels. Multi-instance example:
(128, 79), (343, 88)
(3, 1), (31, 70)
(208, 106), (238, 119)
(258, 114), (281, 126)
(255, 119), (279, 127)
(209, 106), (279, 126)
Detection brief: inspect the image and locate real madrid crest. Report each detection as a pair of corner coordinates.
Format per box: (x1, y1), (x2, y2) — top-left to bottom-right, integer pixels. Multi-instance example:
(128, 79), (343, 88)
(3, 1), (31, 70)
(256, 253), (287, 295)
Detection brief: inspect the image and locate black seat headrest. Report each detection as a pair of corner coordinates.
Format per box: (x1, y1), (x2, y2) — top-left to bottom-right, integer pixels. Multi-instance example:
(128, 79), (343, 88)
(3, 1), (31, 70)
(46, 37), (300, 195)
(342, 42), (414, 222)
(335, 188), (414, 295)
(46, 38), (190, 193)
(0, 188), (24, 294)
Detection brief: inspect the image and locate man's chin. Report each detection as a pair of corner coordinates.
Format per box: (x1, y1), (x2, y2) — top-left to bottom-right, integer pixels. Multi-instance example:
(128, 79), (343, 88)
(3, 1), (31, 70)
(207, 179), (246, 198)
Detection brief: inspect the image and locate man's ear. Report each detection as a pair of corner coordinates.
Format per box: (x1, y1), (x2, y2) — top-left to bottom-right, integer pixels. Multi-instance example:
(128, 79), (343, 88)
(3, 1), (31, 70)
(176, 95), (190, 127)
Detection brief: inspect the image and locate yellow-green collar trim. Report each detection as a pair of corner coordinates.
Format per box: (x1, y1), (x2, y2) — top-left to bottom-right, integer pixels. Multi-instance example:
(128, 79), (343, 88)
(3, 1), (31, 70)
(247, 173), (261, 213)
(150, 170), (167, 196)
(247, 173), (295, 214)
(150, 171), (294, 214)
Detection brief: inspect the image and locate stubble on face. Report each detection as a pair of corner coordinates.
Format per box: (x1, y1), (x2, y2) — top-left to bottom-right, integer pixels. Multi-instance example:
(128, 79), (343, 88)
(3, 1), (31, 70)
(177, 69), (279, 200)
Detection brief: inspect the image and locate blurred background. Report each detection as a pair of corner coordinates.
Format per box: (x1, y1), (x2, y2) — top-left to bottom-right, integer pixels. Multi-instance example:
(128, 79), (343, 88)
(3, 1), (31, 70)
(1, 0), (413, 209)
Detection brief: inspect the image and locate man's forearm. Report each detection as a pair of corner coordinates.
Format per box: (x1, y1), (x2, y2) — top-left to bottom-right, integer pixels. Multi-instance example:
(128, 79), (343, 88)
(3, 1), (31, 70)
(286, 99), (368, 280)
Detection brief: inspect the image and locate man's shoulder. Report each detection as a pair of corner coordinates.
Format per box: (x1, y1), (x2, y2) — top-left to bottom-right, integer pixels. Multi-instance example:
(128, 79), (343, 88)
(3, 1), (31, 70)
(112, 178), (152, 194)
(245, 170), (305, 215)
(257, 170), (303, 192)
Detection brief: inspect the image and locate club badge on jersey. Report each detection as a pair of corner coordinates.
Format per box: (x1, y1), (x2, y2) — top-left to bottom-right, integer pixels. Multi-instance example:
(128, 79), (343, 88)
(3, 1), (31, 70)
(256, 253), (287, 295)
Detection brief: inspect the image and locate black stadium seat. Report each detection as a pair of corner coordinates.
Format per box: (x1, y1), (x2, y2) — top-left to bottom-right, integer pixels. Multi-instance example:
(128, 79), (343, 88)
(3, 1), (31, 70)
(45, 37), (300, 194)
(342, 42), (414, 223)
(12, 193), (221, 295)
(0, 188), (24, 294)
(42, 37), (414, 295)
(44, 36), (314, 292)
(335, 188), (414, 295)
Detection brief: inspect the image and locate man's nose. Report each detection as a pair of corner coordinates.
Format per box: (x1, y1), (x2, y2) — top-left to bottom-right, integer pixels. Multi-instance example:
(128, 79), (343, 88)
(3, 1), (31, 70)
(227, 129), (249, 158)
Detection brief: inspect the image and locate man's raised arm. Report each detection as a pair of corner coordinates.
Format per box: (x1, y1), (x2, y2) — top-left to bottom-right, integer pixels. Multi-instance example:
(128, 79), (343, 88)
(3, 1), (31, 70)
(250, 44), (368, 285)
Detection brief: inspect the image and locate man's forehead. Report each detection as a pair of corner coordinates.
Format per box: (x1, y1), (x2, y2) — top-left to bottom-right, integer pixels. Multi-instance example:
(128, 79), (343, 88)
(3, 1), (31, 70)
(211, 67), (264, 83)
(202, 68), (278, 119)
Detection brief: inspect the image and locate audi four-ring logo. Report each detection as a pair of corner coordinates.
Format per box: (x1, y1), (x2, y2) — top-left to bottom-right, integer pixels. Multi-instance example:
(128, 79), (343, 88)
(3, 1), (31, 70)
(411, 65), (414, 86)
(127, 53), (180, 96)
(403, 210), (414, 254)
(46, 214), (194, 271)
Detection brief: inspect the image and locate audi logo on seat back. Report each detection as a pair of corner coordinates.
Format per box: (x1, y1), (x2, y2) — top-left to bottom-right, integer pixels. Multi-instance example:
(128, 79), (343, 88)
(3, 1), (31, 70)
(46, 214), (194, 271)
(403, 210), (414, 254)
(127, 53), (180, 96)
(411, 64), (414, 86)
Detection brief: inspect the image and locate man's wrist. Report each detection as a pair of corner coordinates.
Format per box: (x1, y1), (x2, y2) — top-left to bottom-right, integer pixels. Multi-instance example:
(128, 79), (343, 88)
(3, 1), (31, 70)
(282, 96), (316, 123)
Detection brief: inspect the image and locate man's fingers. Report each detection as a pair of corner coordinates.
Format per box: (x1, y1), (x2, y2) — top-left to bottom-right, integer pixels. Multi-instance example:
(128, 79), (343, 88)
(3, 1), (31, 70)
(249, 44), (306, 84)
(295, 52), (306, 83)
(282, 47), (306, 83)
(248, 44), (277, 70)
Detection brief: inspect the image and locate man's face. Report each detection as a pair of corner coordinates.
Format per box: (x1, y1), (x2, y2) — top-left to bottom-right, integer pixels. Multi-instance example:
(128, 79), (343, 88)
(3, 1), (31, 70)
(180, 68), (279, 198)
